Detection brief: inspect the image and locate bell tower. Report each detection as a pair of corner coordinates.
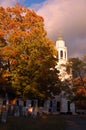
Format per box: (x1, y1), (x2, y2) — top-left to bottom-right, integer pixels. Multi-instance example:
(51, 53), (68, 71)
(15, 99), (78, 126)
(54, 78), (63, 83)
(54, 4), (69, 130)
(55, 36), (71, 81)
(56, 36), (67, 64)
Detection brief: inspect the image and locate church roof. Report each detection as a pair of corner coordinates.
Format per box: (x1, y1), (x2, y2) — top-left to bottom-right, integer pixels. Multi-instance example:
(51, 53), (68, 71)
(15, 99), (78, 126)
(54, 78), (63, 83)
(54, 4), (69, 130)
(56, 36), (66, 48)
(57, 36), (63, 41)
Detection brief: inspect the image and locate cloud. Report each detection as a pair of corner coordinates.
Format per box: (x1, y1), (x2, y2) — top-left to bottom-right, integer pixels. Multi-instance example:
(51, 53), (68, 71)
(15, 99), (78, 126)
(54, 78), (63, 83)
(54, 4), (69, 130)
(34, 0), (86, 58)
(0, 0), (17, 7)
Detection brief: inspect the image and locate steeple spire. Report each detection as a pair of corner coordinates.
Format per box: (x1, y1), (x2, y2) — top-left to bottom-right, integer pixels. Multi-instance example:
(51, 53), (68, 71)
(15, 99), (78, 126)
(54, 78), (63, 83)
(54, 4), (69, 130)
(56, 35), (67, 62)
(57, 32), (63, 40)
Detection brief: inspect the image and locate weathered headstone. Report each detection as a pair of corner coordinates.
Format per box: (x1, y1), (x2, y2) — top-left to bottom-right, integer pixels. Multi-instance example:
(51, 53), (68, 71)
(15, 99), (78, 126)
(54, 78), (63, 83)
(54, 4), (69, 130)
(43, 100), (50, 114)
(32, 100), (38, 118)
(14, 105), (19, 117)
(52, 100), (57, 113)
(26, 100), (31, 107)
(1, 106), (8, 123)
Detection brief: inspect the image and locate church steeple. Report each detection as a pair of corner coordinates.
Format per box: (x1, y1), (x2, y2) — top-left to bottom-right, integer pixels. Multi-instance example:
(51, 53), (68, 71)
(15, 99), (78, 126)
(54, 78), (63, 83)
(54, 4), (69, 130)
(57, 32), (63, 40)
(55, 36), (71, 81)
(57, 36), (63, 41)
(56, 36), (67, 63)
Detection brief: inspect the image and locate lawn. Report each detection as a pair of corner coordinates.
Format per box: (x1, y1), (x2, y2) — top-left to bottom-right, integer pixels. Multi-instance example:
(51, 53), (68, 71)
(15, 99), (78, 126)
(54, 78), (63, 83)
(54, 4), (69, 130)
(0, 114), (65, 130)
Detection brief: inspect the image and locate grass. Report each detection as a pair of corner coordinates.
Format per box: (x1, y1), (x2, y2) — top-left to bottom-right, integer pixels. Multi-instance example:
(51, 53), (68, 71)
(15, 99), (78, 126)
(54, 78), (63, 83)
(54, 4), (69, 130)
(0, 114), (65, 130)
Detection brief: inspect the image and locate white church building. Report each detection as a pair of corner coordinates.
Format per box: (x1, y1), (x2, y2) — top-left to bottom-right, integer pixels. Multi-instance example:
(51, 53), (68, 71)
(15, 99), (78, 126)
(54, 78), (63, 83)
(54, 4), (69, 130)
(52, 36), (75, 114)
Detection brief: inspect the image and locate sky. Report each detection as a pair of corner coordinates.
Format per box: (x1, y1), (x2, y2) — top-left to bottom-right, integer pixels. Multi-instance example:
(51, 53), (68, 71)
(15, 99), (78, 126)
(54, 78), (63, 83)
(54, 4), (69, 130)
(0, 0), (86, 58)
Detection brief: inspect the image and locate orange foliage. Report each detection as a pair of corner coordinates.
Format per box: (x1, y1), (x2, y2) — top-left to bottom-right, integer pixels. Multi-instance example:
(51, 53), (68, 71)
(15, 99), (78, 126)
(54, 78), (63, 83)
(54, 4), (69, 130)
(0, 29), (4, 36)
(20, 54), (28, 60)
(75, 76), (86, 96)
(11, 59), (17, 65)
(2, 46), (19, 58)
(8, 20), (18, 29)
(77, 86), (86, 96)
(3, 71), (10, 78)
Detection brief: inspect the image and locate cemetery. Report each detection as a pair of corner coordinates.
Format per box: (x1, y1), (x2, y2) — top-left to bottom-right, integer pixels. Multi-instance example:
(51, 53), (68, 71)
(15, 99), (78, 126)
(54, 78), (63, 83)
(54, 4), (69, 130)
(0, 95), (76, 124)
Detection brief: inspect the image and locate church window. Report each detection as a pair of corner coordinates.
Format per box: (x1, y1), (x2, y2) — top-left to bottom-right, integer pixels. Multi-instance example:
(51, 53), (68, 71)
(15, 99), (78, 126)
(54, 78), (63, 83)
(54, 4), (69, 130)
(60, 50), (63, 58)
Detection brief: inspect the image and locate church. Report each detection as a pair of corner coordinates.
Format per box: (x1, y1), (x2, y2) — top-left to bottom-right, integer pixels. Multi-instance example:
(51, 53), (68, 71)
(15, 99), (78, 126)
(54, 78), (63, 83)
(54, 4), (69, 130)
(36, 36), (76, 115)
(50, 36), (76, 114)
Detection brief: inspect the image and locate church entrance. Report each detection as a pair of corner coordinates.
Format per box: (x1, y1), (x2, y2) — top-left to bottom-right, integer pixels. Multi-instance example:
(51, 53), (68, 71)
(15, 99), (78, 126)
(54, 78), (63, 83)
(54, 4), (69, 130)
(57, 101), (60, 112)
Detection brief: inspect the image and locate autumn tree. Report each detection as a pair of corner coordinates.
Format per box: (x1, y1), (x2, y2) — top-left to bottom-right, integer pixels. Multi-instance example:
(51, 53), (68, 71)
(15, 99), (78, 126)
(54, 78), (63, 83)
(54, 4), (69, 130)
(0, 13), (8, 96)
(67, 56), (86, 109)
(69, 57), (86, 89)
(0, 5), (61, 99)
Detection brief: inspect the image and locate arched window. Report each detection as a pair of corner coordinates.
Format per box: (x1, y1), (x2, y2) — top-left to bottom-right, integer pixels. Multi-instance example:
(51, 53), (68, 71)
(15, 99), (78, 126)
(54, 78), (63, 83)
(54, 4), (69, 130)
(60, 50), (63, 58)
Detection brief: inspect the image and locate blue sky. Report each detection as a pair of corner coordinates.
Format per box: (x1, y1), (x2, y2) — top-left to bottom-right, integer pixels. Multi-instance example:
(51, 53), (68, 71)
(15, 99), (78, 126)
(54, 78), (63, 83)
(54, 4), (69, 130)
(0, 0), (45, 7)
(0, 0), (86, 58)
(18, 0), (45, 7)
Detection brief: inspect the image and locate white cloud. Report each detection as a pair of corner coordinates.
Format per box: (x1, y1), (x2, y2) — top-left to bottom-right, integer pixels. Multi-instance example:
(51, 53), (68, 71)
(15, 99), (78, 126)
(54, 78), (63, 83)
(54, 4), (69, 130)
(0, 0), (17, 7)
(34, 0), (86, 57)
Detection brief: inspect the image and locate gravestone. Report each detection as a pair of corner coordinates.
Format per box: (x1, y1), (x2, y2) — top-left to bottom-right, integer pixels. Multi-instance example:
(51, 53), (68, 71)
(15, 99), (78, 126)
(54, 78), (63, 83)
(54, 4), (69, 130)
(1, 96), (8, 123)
(26, 100), (31, 107)
(52, 100), (57, 113)
(43, 100), (50, 113)
(1, 111), (7, 123)
(1, 106), (8, 123)
(14, 105), (19, 117)
(32, 100), (38, 118)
